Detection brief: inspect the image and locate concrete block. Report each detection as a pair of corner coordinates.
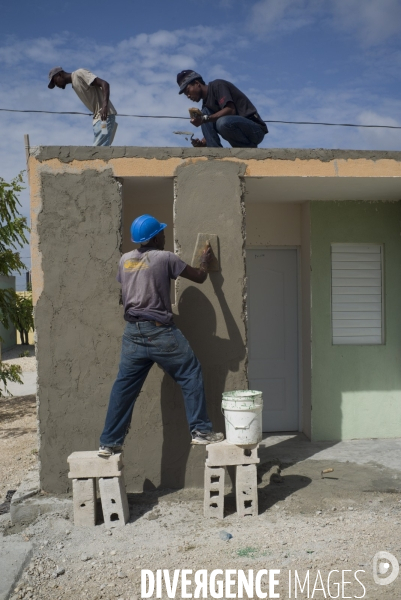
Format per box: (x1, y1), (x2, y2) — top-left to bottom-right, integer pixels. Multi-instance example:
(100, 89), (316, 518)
(235, 464), (258, 517)
(72, 478), (97, 527)
(206, 440), (260, 466)
(99, 475), (129, 528)
(204, 466), (225, 519)
(0, 540), (33, 600)
(67, 451), (123, 479)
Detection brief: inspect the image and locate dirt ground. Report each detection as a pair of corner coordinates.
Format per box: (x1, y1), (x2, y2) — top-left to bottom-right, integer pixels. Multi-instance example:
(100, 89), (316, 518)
(1, 397), (401, 599)
(0, 394), (37, 502)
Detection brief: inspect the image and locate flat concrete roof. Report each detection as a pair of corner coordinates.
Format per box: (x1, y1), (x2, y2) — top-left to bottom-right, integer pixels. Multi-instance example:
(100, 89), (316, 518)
(30, 146), (401, 163)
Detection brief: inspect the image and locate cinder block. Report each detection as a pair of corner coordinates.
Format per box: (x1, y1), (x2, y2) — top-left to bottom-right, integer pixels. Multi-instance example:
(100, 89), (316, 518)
(67, 451), (123, 479)
(235, 464), (258, 517)
(206, 440), (260, 467)
(99, 475), (129, 528)
(204, 466), (225, 519)
(72, 478), (97, 527)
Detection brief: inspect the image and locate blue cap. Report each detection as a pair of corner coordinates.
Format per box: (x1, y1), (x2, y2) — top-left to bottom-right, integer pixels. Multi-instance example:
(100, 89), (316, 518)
(130, 214), (167, 243)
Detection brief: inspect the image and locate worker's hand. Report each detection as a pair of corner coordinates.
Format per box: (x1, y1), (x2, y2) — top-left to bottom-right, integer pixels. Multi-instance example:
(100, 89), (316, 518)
(200, 245), (212, 266)
(101, 107), (108, 121)
(191, 137), (207, 148)
(190, 116), (203, 128)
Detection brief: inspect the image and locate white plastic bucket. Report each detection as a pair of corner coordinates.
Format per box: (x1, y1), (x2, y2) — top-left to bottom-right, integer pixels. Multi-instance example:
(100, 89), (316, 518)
(222, 390), (263, 445)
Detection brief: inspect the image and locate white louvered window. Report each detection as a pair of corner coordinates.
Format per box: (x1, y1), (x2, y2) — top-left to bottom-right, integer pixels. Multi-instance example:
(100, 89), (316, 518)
(331, 244), (383, 345)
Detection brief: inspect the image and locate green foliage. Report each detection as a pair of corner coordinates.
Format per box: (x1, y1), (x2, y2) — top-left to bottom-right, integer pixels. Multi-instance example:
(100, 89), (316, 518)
(9, 293), (34, 345)
(0, 172), (30, 396)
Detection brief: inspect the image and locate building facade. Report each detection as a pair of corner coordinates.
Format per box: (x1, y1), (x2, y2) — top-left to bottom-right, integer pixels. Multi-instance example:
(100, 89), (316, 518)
(29, 147), (401, 494)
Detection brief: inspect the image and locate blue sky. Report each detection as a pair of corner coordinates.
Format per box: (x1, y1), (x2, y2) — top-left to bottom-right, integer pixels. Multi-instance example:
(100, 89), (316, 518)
(1, 0), (401, 287)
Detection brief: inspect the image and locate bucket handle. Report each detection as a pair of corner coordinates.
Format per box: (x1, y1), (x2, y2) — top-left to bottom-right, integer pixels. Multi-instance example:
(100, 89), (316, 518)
(221, 407), (258, 430)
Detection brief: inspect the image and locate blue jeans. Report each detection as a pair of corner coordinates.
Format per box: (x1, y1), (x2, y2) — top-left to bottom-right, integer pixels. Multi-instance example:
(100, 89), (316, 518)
(93, 114), (117, 146)
(201, 107), (266, 148)
(100, 322), (212, 446)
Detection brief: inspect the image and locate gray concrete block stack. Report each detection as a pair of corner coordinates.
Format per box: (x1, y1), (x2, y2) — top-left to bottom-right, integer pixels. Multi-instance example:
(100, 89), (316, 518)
(67, 451), (129, 528)
(204, 440), (260, 518)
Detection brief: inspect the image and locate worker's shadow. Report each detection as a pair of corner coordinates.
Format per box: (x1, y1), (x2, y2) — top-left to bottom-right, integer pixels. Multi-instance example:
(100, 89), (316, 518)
(158, 272), (246, 489)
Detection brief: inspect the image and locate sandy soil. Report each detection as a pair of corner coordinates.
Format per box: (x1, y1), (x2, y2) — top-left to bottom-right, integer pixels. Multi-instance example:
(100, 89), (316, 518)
(1, 402), (401, 599)
(2, 345), (36, 372)
(0, 394), (37, 501)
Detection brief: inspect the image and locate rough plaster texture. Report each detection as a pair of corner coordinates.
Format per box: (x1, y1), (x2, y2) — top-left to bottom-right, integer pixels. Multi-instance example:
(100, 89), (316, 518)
(174, 161), (248, 435)
(35, 159), (247, 495)
(119, 161), (248, 492)
(36, 169), (123, 494)
(31, 146), (401, 163)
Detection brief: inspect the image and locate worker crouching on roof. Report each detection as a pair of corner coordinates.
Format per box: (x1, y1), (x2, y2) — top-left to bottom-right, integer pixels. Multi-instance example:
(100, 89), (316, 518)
(177, 70), (268, 148)
(48, 67), (118, 146)
(98, 214), (224, 456)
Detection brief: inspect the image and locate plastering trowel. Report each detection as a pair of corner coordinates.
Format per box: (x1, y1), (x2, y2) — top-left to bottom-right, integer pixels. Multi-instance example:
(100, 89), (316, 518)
(173, 131), (194, 143)
(191, 233), (220, 272)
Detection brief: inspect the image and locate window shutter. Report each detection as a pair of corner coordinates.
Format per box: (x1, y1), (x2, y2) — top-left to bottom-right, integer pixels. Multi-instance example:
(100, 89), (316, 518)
(331, 244), (383, 345)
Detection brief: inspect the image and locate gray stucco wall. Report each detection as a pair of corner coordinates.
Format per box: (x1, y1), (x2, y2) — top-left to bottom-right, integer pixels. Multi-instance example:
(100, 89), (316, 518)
(36, 170), (123, 493)
(36, 161), (247, 494)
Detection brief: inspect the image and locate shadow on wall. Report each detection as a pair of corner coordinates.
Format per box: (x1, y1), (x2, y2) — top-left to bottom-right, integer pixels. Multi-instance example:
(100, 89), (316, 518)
(158, 271), (246, 489)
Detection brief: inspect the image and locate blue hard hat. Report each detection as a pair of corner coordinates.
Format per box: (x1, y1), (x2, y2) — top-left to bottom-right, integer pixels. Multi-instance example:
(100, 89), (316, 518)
(130, 214), (167, 243)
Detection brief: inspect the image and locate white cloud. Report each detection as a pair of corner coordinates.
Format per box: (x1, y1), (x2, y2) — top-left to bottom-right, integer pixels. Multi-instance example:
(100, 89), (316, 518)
(331, 0), (401, 46)
(247, 0), (401, 46)
(247, 0), (322, 36)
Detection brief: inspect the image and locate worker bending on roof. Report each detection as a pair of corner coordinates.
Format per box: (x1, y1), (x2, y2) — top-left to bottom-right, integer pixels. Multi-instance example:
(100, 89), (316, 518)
(177, 70), (268, 148)
(47, 67), (117, 146)
(98, 214), (224, 456)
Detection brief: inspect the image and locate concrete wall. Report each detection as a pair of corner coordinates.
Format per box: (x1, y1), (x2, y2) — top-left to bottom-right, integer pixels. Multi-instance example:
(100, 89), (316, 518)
(246, 202), (301, 247)
(310, 201), (401, 440)
(34, 159), (247, 494)
(35, 170), (124, 493)
(300, 203), (311, 438)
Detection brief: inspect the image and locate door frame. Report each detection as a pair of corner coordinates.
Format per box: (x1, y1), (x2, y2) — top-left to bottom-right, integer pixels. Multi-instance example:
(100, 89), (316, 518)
(246, 246), (303, 432)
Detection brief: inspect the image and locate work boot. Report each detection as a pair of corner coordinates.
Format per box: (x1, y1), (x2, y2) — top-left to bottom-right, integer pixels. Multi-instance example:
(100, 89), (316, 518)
(191, 431), (224, 445)
(98, 445), (122, 457)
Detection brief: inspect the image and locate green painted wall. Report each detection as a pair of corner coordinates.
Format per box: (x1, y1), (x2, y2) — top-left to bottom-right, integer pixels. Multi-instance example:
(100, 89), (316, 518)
(310, 201), (401, 441)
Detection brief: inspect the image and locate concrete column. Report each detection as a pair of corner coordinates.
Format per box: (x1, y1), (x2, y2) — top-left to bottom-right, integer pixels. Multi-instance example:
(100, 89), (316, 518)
(174, 161), (248, 435)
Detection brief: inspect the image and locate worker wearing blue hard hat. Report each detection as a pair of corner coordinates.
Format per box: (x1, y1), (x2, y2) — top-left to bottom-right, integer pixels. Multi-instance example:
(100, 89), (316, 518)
(98, 214), (224, 455)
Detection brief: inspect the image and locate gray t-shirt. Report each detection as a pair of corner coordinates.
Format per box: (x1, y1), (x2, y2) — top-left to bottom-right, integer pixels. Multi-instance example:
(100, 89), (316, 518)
(117, 248), (187, 324)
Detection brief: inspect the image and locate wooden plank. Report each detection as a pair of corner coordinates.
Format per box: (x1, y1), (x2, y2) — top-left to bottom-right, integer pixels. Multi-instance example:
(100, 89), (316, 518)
(331, 244), (381, 254)
(333, 335), (382, 345)
(333, 319), (382, 328)
(332, 302), (381, 312)
(331, 277), (381, 289)
(333, 288), (381, 295)
(332, 261), (381, 269)
(331, 269), (382, 279)
(332, 311), (382, 320)
(333, 294), (382, 303)
(333, 327), (381, 337)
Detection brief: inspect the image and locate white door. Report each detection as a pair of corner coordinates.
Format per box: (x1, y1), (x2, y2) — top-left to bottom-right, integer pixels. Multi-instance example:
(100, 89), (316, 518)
(247, 249), (299, 431)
